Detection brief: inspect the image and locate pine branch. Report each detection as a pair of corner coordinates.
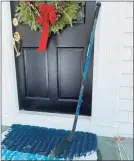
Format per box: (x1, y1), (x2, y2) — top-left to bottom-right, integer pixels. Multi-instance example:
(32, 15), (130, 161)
(63, 10), (72, 27)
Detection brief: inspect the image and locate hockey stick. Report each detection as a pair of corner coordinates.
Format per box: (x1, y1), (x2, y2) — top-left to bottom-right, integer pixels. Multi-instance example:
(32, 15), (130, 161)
(49, 2), (101, 158)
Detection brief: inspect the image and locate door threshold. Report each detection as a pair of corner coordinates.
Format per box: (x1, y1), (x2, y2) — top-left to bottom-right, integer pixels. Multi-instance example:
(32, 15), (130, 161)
(19, 110), (91, 120)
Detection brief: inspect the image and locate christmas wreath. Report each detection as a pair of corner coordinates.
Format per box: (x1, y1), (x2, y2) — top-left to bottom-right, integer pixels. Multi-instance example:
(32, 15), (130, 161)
(14, 1), (85, 51)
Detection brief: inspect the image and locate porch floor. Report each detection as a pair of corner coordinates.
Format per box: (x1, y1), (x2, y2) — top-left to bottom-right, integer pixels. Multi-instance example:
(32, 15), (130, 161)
(2, 126), (133, 160)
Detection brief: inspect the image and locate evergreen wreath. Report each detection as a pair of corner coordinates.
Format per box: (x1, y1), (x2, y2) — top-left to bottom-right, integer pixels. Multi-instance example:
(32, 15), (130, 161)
(15, 1), (85, 34)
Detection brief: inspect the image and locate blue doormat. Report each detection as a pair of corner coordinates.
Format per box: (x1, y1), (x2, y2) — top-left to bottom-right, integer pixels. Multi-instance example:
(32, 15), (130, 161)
(1, 124), (97, 160)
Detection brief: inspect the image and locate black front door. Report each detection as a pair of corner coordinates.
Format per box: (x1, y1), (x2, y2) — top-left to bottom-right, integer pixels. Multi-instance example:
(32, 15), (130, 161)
(10, 1), (96, 116)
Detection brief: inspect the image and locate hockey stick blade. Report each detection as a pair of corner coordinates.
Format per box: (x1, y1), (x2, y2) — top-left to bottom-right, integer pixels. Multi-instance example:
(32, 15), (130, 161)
(49, 138), (71, 158)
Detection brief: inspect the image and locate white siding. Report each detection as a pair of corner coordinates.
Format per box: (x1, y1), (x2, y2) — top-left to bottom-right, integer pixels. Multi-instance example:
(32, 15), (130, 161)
(119, 99), (133, 111)
(118, 123), (133, 135)
(125, 2), (133, 18)
(129, 112), (133, 123)
(120, 74), (133, 87)
(124, 18), (133, 33)
(118, 2), (133, 137)
(120, 87), (132, 99)
(122, 47), (133, 61)
(124, 33), (133, 47)
(121, 61), (133, 74)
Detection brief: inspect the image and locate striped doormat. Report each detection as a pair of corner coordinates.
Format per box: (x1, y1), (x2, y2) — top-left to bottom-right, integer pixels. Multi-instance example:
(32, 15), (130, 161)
(1, 124), (97, 160)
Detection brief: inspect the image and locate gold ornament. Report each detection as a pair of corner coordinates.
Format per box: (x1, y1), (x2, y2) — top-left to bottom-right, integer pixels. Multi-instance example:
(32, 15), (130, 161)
(13, 32), (20, 42)
(13, 18), (18, 26)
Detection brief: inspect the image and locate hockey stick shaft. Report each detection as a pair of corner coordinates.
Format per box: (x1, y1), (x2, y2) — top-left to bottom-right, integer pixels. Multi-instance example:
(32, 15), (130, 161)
(68, 2), (101, 141)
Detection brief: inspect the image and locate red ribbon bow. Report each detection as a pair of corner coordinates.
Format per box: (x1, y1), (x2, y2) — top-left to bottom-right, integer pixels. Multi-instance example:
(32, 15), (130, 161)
(36, 3), (56, 52)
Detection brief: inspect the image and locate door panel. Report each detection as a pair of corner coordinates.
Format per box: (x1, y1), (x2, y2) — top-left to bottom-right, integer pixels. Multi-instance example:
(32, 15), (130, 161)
(23, 48), (48, 98)
(57, 48), (83, 99)
(10, 1), (96, 116)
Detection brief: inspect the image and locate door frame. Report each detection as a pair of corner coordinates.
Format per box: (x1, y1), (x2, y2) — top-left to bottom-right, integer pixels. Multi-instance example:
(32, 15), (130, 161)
(2, 2), (124, 137)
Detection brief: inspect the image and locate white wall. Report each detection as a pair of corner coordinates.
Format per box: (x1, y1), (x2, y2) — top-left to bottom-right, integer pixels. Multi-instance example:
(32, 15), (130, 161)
(2, 2), (133, 138)
(117, 2), (133, 138)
